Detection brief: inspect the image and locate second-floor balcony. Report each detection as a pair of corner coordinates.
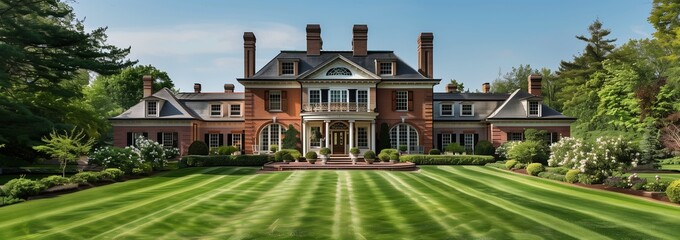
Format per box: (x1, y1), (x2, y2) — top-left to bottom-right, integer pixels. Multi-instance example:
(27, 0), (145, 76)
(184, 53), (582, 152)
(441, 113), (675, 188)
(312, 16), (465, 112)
(302, 102), (374, 113)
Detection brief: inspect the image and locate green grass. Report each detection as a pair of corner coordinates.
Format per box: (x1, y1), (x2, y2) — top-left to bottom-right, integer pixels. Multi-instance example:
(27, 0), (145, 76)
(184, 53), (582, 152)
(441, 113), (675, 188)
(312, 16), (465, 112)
(625, 172), (680, 181)
(661, 164), (680, 171)
(1, 166), (679, 239)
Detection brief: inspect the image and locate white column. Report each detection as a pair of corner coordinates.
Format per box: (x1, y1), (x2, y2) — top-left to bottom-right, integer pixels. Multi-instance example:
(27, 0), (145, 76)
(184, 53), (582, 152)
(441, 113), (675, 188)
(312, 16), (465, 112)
(325, 120), (330, 148)
(349, 120), (355, 149)
(370, 120), (376, 152)
(302, 120), (307, 155)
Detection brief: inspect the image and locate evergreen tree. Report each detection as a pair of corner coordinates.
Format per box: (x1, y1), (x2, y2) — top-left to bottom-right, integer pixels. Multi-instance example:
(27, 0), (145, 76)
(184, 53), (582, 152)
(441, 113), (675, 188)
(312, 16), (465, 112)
(378, 123), (391, 151)
(491, 64), (536, 93)
(282, 124), (300, 150)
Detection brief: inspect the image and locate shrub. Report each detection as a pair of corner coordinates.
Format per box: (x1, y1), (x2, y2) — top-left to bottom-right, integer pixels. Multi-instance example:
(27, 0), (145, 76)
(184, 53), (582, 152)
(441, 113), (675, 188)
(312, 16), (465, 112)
(305, 151), (318, 160)
(2, 178), (46, 199)
(164, 147), (180, 159)
(474, 140), (495, 155)
(269, 145), (278, 153)
(180, 155), (273, 167)
(350, 147), (360, 155)
(89, 146), (141, 174)
(485, 161), (507, 170)
(140, 163), (153, 175)
(399, 155), (495, 165)
(389, 153), (399, 161)
(101, 168), (125, 181)
(665, 180), (680, 203)
(70, 172), (101, 184)
(578, 174), (599, 185)
(644, 181), (670, 192)
(526, 163), (545, 176)
(546, 167), (569, 175)
(378, 149), (398, 161)
(565, 169), (580, 183)
(131, 168), (144, 175)
(507, 141), (548, 164)
(319, 148), (330, 156)
(363, 150), (376, 160)
(515, 163), (526, 169)
(399, 145), (407, 152)
(505, 160), (518, 170)
(537, 172), (566, 181)
(132, 137), (175, 171)
(275, 149), (301, 161)
(429, 149), (441, 155)
(282, 124), (300, 149)
(549, 137), (640, 183)
(445, 143), (465, 154)
(626, 173), (647, 190)
(604, 177), (628, 188)
(495, 141), (520, 159)
(188, 141), (209, 155)
(39, 175), (71, 188)
(524, 129), (548, 142)
(378, 153), (390, 162)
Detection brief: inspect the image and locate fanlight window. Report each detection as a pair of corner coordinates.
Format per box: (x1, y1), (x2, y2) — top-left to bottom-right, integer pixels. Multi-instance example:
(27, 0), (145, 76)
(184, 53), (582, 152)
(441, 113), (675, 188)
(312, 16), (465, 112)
(326, 67), (352, 76)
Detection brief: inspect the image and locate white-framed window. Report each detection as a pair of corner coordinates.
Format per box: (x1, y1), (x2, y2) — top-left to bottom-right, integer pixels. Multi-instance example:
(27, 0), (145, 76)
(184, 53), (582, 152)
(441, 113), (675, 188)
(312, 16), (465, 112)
(230, 104), (241, 116)
(232, 134), (242, 150)
(269, 91), (281, 111)
(390, 124), (419, 153)
(330, 89), (347, 103)
(357, 127), (368, 148)
(545, 132), (560, 144)
(509, 132), (524, 141)
(259, 124), (285, 151)
(281, 62), (294, 75)
(162, 132), (174, 148)
(379, 62), (393, 75)
(461, 104), (474, 116)
(209, 133), (220, 148)
(357, 90), (368, 104)
(310, 126), (321, 148)
(396, 90), (408, 111)
(146, 101), (158, 117)
(326, 67), (352, 76)
(309, 89), (321, 104)
(464, 134), (474, 153)
(441, 104), (453, 116)
(528, 101), (540, 116)
(442, 133), (452, 148)
(210, 104), (222, 117)
(132, 133), (145, 146)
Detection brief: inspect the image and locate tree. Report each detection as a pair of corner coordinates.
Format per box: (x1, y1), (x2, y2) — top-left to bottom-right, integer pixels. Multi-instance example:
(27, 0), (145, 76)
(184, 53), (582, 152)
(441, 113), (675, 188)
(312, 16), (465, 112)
(649, 0), (680, 61)
(377, 123), (391, 151)
(449, 79), (464, 92)
(491, 64), (535, 93)
(595, 61), (643, 132)
(91, 65), (174, 110)
(33, 129), (95, 177)
(282, 124), (300, 150)
(640, 118), (661, 164)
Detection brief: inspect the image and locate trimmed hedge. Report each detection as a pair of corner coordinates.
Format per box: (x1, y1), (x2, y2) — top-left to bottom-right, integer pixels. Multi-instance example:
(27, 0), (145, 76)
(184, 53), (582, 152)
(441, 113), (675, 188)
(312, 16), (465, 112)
(180, 155), (273, 167)
(526, 163), (545, 176)
(2, 178), (46, 199)
(100, 168), (125, 181)
(71, 172), (101, 184)
(565, 169), (580, 183)
(667, 179), (680, 203)
(428, 149), (441, 155)
(399, 155), (495, 165)
(187, 141), (209, 155)
(474, 140), (495, 155)
(275, 149), (301, 161)
(537, 172), (566, 181)
(505, 160), (518, 170)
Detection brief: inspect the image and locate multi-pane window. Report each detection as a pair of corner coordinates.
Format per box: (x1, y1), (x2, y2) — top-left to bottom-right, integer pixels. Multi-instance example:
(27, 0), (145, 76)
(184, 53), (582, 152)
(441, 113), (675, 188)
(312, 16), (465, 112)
(281, 62), (294, 75)
(232, 134), (242, 150)
(260, 124), (285, 151)
(461, 104), (473, 116)
(230, 104), (241, 116)
(442, 133), (452, 148)
(132, 132), (145, 146)
(379, 62), (393, 75)
(330, 90), (347, 103)
(209, 133), (220, 148)
(326, 67), (352, 76)
(357, 127), (368, 148)
(269, 91), (281, 111)
(441, 104), (453, 116)
(162, 132), (174, 148)
(310, 126), (321, 148)
(357, 90), (368, 104)
(210, 104), (221, 116)
(309, 90), (321, 104)
(529, 101), (540, 116)
(146, 101), (158, 117)
(464, 134), (474, 153)
(509, 132), (524, 141)
(390, 124), (419, 153)
(396, 91), (408, 111)
(544, 132), (560, 144)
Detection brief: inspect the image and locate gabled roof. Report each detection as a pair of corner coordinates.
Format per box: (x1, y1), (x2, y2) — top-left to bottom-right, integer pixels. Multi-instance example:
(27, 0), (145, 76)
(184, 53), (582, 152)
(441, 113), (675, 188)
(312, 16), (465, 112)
(248, 51), (428, 80)
(487, 89), (575, 120)
(111, 88), (197, 120)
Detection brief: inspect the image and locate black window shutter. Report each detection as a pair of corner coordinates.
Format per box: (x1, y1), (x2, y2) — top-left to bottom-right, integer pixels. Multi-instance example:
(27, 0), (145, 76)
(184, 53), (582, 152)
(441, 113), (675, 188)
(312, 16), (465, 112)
(436, 134), (442, 151)
(474, 134), (479, 146)
(227, 134), (233, 146)
(507, 133), (511, 141)
(349, 89), (356, 102)
(204, 134), (209, 145)
(219, 134), (224, 146)
(157, 132), (163, 143)
(173, 132), (179, 148)
(127, 132), (133, 146)
(459, 134), (464, 144)
(241, 133), (245, 151)
(452, 133), (457, 143)
(142, 132), (148, 138)
(321, 89), (329, 103)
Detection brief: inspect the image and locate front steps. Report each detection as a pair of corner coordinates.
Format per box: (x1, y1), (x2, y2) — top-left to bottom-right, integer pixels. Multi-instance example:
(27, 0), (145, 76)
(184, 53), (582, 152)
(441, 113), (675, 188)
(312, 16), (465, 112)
(260, 161), (417, 172)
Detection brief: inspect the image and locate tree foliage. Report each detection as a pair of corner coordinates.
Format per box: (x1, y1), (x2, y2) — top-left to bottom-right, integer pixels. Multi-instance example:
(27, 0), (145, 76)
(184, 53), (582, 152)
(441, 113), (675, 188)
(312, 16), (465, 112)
(491, 64), (535, 93)
(282, 124), (300, 150)
(33, 129), (94, 177)
(91, 65), (174, 110)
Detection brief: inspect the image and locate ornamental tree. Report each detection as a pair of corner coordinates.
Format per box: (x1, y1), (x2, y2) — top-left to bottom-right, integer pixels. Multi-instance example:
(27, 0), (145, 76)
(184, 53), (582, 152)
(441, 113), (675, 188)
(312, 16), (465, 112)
(33, 129), (95, 177)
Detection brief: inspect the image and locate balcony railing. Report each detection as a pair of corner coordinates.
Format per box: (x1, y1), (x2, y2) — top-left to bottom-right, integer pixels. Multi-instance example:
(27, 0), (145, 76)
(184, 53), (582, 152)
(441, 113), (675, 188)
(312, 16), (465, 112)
(302, 102), (374, 112)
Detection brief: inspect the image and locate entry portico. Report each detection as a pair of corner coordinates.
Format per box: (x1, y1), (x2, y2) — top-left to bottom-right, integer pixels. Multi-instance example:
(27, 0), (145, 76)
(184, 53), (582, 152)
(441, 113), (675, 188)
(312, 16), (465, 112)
(301, 113), (378, 156)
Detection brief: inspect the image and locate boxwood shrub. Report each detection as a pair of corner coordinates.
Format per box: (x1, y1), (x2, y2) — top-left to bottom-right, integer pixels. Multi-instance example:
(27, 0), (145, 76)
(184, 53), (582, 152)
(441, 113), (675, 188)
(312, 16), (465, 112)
(275, 149), (301, 161)
(565, 169), (580, 183)
(399, 155), (495, 165)
(526, 163), (545, 176)
(505, 160), (518, 170)
(428, 149), (441, 155)
(39, 175), (71, 188)
(665, 180), (680, 203)
(2, 178), (46, 199)
(187, 140), (209, 155)
(70, 172), (101, 184)
(180, 155), (273, 167)
(537, 172), (566, 182)
(100, 168), (125, 181)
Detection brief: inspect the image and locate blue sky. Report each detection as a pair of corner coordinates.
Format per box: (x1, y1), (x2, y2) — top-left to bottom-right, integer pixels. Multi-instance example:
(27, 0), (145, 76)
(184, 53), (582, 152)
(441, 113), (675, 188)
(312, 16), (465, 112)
(71, 0), (655, 92)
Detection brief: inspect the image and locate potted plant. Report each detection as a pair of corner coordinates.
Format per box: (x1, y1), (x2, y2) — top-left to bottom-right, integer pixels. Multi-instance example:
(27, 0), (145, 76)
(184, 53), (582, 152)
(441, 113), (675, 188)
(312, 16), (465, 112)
(269, 145), (278, 154)
(305, 151), (317, 164)
(319, 147), (330, 165)
(350, 147), (360, 165)
(363, 150), (376, 164)
(399, 145), (408, 155)
(389, 152), (399, 164)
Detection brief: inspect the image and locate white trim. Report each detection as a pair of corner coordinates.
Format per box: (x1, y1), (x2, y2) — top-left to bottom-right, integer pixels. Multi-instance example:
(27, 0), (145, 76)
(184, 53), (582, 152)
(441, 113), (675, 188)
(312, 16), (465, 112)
(145, 100), (159, 117)
(460, 103), (474, 116)
(228, 103), (242, 117)
(377, 82), (438, 89)
(237, 81), (299, 88)
(209, 103), (223, 117)
(299, 55), (381, 80)
(489, 121), (573, 127)
(439, 103), (454, 116)
(527, 100), (542, 117)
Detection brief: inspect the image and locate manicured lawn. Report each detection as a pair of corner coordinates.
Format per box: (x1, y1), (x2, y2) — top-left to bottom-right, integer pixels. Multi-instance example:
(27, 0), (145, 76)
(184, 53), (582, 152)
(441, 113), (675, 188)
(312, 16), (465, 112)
(625, 172), (680, 181)
(1, 166), (679, 239)
(661, 164), (680, 171)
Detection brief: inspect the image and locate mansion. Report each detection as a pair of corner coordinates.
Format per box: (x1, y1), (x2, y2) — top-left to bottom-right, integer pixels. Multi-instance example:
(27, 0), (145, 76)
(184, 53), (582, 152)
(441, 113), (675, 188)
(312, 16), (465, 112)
(110, 24), (575, 156)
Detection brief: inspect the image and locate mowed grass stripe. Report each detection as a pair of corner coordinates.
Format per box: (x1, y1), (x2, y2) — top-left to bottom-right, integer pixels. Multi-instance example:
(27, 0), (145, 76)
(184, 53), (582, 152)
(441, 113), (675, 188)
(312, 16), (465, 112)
(355, 171), (408, 237)
(262, 171), (324, 237)
(0, 167), (222, 230)
(343, 171), (365, 240)
(419, 168), (610, 240)
(21, 167), (247, 239)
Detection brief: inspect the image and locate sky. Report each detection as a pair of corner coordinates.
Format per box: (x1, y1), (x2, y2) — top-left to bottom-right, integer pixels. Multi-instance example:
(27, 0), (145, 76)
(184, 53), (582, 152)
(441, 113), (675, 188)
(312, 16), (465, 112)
(71, 0), (655, 93)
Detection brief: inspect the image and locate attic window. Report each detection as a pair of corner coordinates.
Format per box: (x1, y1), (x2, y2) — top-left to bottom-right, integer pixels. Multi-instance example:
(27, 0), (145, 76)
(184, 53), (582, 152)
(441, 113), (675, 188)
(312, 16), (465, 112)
(326, 67), (352, 76)
(528, 101), (540, 117)
(278, 60), (299, 76)
(146, 101), (158, 117)
(379, 62), (393, 75)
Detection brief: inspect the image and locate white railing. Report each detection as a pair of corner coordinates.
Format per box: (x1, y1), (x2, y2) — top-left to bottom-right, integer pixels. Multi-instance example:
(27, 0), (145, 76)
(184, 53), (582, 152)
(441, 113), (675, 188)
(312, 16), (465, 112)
(302, 102), (374, 112)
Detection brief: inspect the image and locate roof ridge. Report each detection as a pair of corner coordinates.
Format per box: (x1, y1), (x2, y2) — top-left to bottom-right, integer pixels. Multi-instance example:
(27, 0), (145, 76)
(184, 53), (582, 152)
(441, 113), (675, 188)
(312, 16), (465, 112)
(487, 89), (519, 119)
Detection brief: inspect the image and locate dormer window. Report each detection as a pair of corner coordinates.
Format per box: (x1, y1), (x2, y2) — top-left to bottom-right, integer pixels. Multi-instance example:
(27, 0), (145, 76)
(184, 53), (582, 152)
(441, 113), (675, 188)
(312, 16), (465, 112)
(461, 104), (474, 116)
(379, 62), (393, 75)
(441, 104), (453, 116)
(278, 59), (299, 76)
(326, 67), (352, 76)
(146, 101), (158, 117)
(210, 104), (222, 117)
(528, 101), (541, 117)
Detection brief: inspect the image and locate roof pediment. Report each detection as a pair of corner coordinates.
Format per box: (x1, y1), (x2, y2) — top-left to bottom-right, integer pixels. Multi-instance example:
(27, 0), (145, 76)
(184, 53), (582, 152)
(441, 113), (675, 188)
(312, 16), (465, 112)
(298, 55), (380, 80)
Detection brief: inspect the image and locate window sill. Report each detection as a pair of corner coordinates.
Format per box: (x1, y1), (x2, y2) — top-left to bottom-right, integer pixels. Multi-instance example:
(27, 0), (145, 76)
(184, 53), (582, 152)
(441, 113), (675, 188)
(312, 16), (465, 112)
(396, 110), (409, 112)
(268, 110), (283, 112)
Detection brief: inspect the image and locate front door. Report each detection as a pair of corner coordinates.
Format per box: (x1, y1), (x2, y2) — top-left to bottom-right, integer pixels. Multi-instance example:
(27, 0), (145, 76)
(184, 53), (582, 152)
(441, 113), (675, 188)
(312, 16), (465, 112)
(332, 131), (345, 155)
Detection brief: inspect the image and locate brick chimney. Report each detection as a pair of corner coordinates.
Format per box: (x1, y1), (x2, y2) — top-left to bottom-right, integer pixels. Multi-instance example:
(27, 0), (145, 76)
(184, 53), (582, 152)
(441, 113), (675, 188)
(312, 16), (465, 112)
(224, 84), (234, 93)
(243, 32), (256, 78)
(194, 83), (201, 93)
(142, 75), (153, 97)
(352, 24), (368, 57)
(528, 74), (542, 96)
(306, 24), (322, 56)
(482, 82), (490, 93)
(445, 83), (458, 93)
(418, 32), (434, 78)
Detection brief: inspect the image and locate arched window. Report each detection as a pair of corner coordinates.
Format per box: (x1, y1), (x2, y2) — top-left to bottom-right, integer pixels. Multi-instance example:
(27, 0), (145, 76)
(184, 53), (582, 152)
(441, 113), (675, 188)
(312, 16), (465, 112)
(390, 124), (419, 153)
(326, 67), (352, 76)
(259, 123), (286, 152)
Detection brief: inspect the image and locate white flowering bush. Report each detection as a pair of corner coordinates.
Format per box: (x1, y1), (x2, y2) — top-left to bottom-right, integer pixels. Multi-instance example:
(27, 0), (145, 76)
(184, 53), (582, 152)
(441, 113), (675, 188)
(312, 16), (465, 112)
(89, 146), (141, 174)
(495, 141), (520, 159)
(548, 136), (640, 184)
(132, 137), (178, 170)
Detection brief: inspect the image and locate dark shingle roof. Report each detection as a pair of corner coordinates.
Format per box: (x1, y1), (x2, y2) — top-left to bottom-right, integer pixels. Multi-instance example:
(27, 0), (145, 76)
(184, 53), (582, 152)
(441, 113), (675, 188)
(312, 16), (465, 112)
(249, 51), (427, 80)
(487, 90), (575, 120)
(434, 92), (510, 101)
(111, 88), (197, 120)
(176, 92), (244, 101)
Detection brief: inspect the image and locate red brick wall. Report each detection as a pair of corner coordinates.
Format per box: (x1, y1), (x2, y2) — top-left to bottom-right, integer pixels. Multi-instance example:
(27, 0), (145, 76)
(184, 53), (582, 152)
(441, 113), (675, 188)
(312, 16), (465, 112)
(244, 88), (302, 154)
(113, 126), (193, 155)
(375, 88), (433, 152)
(490, 125), (570, 147)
